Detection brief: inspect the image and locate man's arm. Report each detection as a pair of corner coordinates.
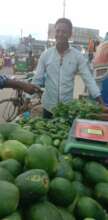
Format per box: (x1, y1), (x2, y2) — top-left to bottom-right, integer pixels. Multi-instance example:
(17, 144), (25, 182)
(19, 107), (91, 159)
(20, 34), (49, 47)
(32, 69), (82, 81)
(78, 53), (101, 99)
(78, 54), (108, 112)
(5, 78), (42, 94)
(0, 75), (42, 95)
(32, 51), (46, 87)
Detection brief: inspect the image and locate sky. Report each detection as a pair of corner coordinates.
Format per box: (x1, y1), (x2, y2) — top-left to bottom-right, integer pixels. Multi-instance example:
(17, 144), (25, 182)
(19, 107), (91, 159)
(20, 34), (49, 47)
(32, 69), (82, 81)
(0, 0), (108, 39)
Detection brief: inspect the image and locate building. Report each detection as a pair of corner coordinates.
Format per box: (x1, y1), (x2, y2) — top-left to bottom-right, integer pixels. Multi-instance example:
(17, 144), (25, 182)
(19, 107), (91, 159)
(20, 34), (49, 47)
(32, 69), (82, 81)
(72, 27), (100, 48)
(16, 35), (47, 57)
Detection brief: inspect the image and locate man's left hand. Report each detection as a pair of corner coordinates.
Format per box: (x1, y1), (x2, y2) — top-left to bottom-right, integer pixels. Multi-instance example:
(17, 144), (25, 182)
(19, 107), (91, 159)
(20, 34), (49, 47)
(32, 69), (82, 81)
(102, 105), (108, 113)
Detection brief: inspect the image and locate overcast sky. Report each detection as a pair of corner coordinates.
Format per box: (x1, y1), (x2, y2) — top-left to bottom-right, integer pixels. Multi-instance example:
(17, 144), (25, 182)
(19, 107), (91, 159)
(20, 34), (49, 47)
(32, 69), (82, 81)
(0, 0), (108, 39)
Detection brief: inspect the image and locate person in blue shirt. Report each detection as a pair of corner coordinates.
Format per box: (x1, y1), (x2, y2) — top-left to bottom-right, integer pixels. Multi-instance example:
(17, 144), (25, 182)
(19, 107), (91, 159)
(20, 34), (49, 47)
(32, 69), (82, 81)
(100, 73), (108, 106)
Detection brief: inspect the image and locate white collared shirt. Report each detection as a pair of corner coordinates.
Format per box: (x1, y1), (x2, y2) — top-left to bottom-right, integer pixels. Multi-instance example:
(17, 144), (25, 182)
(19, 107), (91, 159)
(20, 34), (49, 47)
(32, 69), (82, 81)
(32, 46), (100, 112)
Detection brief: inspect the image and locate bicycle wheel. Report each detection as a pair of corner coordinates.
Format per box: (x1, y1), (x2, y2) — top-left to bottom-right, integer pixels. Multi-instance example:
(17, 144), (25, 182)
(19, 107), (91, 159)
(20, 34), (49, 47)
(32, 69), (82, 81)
(0, 98), (18, 122)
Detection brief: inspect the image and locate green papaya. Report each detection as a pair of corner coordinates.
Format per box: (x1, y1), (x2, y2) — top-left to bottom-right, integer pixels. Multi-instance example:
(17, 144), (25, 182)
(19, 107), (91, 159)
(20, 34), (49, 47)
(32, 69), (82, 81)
(84, 161), (108, 183)
(76, 196), (105, 220)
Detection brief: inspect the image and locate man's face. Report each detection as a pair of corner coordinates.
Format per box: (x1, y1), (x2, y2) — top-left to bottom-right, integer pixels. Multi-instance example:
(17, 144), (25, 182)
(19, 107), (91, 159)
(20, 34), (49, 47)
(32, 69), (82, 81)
(55, 22), (72, 44)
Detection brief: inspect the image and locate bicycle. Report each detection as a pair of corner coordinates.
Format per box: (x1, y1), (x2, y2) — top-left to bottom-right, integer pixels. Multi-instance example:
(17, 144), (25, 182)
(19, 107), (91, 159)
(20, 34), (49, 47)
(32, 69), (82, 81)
(0, 89), (42, 122)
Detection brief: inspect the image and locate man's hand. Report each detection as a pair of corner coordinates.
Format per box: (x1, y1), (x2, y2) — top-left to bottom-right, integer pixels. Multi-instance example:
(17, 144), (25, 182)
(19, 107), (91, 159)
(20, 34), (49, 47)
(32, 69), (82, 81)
(22, 83), (42, 95)
(102, 105), (108, 113)
(95, 96), (108, 113)
(5, 78), (43, 96)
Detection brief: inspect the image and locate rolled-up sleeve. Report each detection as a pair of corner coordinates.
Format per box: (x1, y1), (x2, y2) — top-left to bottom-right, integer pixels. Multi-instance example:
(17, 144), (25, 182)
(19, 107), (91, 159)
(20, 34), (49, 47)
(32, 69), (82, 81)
(78, 54), (101, 98)
(32, 52), (46, 87)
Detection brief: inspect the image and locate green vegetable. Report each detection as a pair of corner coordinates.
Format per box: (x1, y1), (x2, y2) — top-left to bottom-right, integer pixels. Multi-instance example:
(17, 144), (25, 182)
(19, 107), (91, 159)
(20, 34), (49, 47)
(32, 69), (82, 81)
(77, 196), (105, 220)
(0, 159), (22, 177)
(0, 180), (19, 218)
(15, 169), (49, 202)
(9, 128), (35, 146)
(49, 177), (75, 206)
(95, 182), (108, 204)
(27, 201), (63, 220)
(1, 140), (27, 163)
(84, 161), (108, 183)
(1, 211), (22, 220)
(25, 144), (58, 176)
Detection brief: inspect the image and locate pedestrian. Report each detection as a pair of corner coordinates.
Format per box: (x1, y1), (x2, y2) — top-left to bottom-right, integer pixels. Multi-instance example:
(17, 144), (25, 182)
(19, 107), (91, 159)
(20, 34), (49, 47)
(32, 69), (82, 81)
(27, 51), (35, 72)
(11, 55), (16, 74)
(0, 55), (4, 69)
(88, 38), (95, 63)
(29, 17), (107, 118)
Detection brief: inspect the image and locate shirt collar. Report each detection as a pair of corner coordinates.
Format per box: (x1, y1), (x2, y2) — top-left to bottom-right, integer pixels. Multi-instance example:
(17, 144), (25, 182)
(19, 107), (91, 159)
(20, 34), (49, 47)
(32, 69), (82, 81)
(55, 46), (71, 57)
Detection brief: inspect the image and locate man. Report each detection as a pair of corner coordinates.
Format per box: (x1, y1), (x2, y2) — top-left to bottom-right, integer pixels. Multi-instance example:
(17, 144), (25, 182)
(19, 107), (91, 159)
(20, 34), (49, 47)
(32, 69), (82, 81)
(31, 18), (106, 118)
(27, 51), (35, 72)
(0, 75), (41, 95)
(11, 55), (16, 74)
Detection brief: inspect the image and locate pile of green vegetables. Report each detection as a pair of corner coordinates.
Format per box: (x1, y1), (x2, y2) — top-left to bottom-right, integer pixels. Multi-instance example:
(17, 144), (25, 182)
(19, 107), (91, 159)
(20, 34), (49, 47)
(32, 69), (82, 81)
(0, 99), (107, 220)
(52, 98), (102, 122)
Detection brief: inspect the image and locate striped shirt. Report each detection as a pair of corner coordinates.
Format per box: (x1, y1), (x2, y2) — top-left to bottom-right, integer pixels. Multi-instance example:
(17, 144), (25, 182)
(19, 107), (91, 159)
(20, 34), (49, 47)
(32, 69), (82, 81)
(0, 75), (8, 89)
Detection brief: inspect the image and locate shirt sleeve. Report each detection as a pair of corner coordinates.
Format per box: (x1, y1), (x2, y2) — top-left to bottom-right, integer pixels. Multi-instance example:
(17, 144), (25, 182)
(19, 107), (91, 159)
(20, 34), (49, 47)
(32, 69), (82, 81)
(32, 52), (46, 87)
(0, 75), (8, 89)
(77, 53), (101, 98)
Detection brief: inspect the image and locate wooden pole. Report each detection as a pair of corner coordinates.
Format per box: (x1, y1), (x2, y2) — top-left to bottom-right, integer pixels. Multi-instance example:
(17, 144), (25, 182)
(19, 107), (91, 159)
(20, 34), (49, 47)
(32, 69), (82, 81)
(63, 0), (66, 17)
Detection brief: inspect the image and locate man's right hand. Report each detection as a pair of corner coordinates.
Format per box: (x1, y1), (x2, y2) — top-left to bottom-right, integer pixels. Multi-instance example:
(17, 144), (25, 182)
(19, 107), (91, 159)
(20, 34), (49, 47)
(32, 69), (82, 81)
(5, 78), (43, 95)
(22, 83), (43, 95)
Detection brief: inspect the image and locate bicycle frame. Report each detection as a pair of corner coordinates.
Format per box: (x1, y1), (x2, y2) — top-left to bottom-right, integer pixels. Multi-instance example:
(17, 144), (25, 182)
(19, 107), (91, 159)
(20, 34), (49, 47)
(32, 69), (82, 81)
(0, 89), (41, 122)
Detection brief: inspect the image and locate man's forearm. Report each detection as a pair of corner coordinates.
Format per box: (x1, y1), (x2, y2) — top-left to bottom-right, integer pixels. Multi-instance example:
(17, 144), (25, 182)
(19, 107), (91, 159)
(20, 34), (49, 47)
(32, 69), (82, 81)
(0, 76), (41, 95)
(5, 78), (42, 95)
(5, 79), (26, 90)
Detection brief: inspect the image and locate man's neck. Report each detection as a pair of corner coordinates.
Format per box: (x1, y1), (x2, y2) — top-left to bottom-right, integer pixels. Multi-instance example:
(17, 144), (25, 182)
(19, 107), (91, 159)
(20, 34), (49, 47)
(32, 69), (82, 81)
(56, 42), (69, 55)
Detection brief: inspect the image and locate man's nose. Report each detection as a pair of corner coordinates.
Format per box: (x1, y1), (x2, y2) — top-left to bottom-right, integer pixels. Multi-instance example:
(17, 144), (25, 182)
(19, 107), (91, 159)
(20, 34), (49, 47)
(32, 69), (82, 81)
(57, 30), (64, 37)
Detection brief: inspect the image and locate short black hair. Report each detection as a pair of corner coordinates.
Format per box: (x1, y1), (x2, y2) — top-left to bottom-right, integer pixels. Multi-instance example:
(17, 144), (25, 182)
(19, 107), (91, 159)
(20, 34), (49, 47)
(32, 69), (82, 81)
(55, 18), (73, 33)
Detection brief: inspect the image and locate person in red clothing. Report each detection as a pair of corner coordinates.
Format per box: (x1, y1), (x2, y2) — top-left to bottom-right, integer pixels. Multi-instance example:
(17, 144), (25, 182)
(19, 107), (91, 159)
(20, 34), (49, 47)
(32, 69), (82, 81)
(88, 38), (95, 62)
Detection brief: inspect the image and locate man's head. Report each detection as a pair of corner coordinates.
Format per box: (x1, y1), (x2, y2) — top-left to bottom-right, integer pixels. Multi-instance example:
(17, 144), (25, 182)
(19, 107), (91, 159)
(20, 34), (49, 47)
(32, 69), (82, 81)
(55, 18), (73, 45)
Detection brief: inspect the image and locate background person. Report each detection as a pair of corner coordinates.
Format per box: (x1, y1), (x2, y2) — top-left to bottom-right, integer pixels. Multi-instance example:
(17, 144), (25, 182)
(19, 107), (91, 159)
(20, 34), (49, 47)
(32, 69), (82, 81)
(27, 51), (36, 72)
(11, 54), (16, 74)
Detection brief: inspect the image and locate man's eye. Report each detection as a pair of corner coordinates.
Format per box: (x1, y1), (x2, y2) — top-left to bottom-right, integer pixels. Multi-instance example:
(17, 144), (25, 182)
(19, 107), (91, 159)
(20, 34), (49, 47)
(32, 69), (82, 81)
(56, 30), (66, 35)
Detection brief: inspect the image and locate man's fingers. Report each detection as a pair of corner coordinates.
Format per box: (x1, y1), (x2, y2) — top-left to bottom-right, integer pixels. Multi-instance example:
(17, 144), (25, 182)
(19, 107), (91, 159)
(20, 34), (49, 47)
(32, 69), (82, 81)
(34, 86), (42, 93)
(102, 106), (108, 113)
(26, 84), (43, 95)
